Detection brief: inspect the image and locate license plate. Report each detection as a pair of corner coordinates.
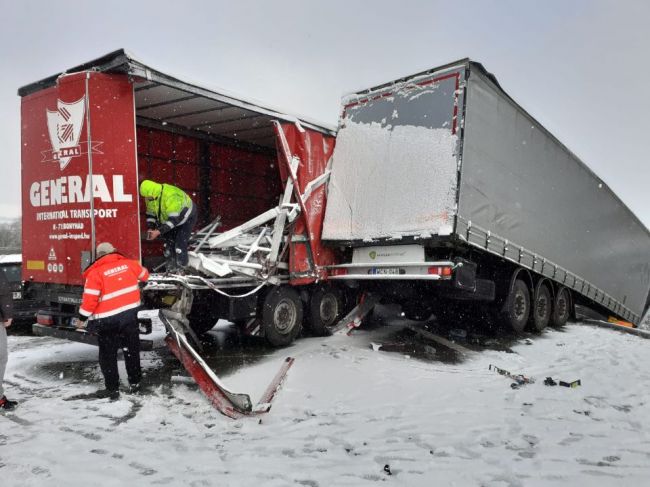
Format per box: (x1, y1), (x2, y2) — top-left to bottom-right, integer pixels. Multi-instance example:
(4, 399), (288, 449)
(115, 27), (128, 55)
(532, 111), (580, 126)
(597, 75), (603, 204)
(12, 292), (22, 299)
(369, 267), (403, 275)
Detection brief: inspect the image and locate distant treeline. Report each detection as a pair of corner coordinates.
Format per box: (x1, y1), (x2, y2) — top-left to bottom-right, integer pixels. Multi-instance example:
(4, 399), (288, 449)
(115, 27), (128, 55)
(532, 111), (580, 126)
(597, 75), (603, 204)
(0, 218), (21, 253)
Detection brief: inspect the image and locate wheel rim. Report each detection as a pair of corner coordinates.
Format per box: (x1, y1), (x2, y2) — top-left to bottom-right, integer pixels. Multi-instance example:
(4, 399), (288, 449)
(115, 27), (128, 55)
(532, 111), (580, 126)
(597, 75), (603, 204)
(319, 294), (338, 326)
(514, 291), (527, 321)
(536, 295), (549, 320)
(557, 292), (568, 319)
(273, 298), (297, 334)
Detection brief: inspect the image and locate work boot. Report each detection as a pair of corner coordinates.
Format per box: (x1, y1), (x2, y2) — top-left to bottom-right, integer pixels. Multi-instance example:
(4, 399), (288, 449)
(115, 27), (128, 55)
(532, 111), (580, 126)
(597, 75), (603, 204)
(95, 389), (120, 400)
(0, 395), (18, 410)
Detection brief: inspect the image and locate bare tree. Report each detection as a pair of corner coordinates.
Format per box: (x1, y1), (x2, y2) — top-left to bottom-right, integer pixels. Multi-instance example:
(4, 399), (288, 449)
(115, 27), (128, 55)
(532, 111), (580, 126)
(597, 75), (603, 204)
(0, 218), (21, 254)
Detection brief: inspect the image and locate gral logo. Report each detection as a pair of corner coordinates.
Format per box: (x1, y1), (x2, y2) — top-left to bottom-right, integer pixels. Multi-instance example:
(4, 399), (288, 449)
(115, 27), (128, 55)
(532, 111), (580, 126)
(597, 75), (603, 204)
(42, 97), (102, 170)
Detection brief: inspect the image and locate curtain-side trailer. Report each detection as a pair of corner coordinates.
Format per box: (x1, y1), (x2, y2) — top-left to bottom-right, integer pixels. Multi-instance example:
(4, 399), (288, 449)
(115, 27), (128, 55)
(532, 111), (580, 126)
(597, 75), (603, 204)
(323, 59), (650, 332)
(19, 49), (346, 347)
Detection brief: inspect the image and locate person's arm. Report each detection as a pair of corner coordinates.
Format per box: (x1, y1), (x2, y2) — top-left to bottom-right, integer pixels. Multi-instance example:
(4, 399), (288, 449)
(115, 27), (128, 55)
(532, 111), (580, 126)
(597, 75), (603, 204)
(159, 194), (191, 235)
(77, 272), (102, 323)
(132, 261), (150, 283)
(145, 211), (158, 230)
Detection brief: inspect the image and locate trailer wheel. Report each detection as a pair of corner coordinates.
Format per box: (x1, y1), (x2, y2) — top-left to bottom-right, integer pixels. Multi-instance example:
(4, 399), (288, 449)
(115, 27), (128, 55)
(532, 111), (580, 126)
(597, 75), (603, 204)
(186, 293), (218, 335)
(262, 287), (303, 347)
(188, 315), (218, 335)
(550, 287), (571, 328)
(306, 286), (343, 336)
(502, 279), (530, 333)
(529, 283), (551, 332)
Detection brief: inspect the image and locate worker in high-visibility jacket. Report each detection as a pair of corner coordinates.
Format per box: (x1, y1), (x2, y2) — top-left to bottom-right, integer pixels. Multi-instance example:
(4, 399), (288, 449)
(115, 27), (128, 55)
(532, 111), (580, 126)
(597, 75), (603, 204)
(73, 242), (150, 400)
(139, 179), (197, 272)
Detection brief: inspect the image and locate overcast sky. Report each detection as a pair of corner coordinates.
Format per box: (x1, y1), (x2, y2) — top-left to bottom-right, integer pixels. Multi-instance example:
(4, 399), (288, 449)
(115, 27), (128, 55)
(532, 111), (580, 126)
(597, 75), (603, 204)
(1, 0), (649, 228)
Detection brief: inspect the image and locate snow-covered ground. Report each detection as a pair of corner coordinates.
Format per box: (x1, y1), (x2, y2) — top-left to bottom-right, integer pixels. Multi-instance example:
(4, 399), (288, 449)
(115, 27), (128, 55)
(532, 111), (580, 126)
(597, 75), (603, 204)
(2, 316), (650, 487)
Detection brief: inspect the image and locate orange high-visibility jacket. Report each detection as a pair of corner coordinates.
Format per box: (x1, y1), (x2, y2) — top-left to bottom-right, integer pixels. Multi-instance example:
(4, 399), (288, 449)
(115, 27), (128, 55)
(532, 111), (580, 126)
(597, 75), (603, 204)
(79, 253), (149, 320)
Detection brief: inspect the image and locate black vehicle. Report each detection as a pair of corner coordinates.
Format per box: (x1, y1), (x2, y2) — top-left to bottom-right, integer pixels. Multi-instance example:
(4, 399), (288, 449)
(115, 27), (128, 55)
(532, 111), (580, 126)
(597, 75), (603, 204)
(0, 254), (44, 325)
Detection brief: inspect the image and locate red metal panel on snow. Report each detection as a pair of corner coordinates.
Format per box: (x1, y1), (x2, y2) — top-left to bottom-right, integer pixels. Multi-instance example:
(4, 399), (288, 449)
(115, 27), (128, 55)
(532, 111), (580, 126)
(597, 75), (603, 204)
(21, 72), (140, 286)
(165, 335), (242, 419)
(275, 123), (337, 283)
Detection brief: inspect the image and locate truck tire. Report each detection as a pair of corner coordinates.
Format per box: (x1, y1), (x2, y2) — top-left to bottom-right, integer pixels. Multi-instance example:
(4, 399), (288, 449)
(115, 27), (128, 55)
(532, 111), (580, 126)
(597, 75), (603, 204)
(187, 295), (218, 335)
(306, 286), (343, 336)
(501, 279), (530, 333)
(188, 315), (218, 335)
(529, 283), (551, 332)
(262, 286), (303, 347)
(550, 287), (571, 328)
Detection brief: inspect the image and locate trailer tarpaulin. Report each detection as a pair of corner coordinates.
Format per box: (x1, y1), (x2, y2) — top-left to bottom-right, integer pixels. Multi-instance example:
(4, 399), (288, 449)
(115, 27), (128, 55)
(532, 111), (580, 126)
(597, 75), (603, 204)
(275, 123), (337, 283)
(21, 72), (140, 285)
(458, 66), (650, 320)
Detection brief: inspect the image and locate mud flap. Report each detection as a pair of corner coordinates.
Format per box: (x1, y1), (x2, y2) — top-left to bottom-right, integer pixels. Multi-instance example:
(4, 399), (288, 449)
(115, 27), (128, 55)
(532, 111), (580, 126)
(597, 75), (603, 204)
(160, 310), (294, 419)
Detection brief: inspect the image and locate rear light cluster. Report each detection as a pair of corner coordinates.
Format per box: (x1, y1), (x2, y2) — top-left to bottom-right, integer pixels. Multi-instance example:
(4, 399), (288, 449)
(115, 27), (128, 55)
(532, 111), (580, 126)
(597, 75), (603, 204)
(330, 268), (349, 277)
(427, 266), (453, 277)
(36, 312), (54, 326)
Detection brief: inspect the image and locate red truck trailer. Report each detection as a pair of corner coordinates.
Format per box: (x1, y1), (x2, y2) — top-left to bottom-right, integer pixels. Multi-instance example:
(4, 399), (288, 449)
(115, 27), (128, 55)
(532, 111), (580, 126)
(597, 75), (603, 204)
(20, 49), (347, 348)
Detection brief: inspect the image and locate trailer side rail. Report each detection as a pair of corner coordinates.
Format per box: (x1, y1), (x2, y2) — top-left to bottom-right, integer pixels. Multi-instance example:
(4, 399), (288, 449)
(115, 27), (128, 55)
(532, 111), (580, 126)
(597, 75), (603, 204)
(456, 216), (638, 322)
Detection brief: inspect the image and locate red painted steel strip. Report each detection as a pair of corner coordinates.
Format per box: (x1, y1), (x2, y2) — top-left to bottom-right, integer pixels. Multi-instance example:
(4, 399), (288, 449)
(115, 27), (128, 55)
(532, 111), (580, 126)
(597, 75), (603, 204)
(255, 357), (295, 411)
(165, 336), (243, 419)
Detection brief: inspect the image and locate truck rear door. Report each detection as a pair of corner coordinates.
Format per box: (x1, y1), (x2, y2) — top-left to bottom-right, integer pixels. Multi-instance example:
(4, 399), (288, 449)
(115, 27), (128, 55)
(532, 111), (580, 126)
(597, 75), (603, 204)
(322, 64), (466, 243)
(21, 72), (140, 286)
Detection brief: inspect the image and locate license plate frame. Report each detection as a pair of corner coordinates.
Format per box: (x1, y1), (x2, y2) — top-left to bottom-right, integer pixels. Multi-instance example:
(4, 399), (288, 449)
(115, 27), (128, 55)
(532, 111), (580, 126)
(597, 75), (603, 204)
(368, 267), (403, 275)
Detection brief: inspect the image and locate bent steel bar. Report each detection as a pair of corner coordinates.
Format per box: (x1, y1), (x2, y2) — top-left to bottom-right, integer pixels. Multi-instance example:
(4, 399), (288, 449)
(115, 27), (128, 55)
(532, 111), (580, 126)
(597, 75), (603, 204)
(160, 310), (294, 419)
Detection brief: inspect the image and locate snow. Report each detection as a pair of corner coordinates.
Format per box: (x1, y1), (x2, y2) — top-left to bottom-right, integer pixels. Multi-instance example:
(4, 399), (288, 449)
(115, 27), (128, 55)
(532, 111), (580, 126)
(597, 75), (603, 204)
(3, 318), (650, 486)
(0, 254), (21, 264)
(323, 121), (458, 241)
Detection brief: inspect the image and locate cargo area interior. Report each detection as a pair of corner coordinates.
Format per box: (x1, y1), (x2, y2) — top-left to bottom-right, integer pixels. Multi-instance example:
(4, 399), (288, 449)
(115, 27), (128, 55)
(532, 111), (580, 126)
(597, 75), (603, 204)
(132, 78), (283, 265)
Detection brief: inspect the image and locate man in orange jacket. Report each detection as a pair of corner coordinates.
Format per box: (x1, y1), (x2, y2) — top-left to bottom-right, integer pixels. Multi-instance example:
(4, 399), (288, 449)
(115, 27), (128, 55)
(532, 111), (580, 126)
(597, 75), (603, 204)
(73, 242), (150, 400)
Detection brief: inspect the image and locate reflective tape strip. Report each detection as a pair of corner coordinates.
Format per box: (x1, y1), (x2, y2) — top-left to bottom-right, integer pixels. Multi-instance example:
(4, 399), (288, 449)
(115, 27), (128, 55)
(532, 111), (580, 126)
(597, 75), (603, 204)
(79, 308), (93, 317)
(175, 203), (193, 226)
(84, 288), (101, 296)
(138, 269), (147, 279)
(92, 301), (141, 319)
(98, 284), (139, 302)
(164, 221), (174, 228)
(167, 212), (180, 217)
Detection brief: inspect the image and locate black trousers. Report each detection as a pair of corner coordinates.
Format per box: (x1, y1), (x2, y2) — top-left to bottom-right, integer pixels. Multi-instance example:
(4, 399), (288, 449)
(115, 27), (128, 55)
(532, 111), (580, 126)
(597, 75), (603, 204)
(94, 308), (141, 391)
(162, 207), (198, 270)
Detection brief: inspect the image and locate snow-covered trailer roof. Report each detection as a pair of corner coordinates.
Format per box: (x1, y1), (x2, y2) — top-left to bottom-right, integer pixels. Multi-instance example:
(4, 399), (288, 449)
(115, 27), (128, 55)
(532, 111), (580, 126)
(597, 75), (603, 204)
(0, 254), (21, 265)
(18, 48), (335, 150)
